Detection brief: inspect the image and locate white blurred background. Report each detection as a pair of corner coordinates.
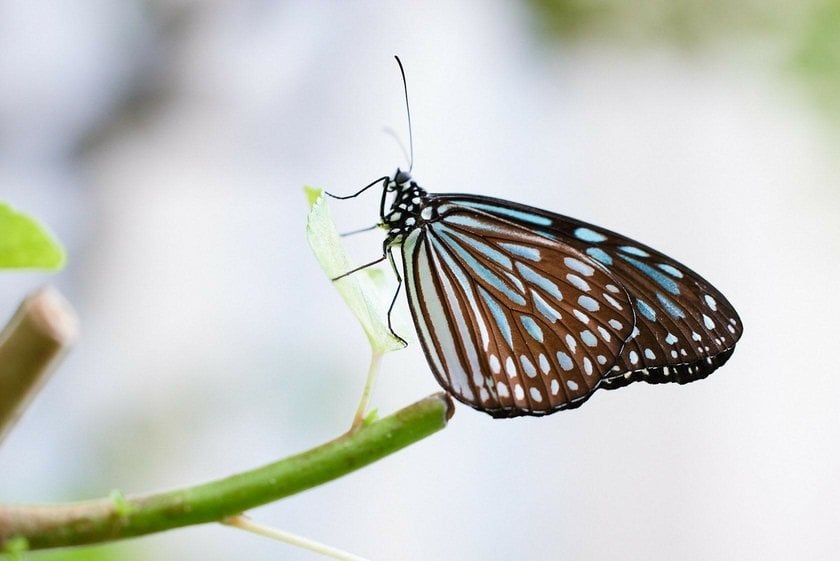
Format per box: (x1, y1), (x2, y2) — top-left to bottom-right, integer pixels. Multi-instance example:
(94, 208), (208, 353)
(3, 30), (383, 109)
(1, 2), (839, 560)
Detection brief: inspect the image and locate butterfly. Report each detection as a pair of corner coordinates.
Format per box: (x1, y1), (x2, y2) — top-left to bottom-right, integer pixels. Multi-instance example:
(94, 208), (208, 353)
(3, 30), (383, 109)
(330, 57), (742, 418)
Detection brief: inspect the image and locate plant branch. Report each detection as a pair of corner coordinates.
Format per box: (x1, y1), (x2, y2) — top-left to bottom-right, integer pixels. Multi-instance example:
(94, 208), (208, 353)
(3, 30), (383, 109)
(0, 287), (78, 446)
(0, 392), (453, 551)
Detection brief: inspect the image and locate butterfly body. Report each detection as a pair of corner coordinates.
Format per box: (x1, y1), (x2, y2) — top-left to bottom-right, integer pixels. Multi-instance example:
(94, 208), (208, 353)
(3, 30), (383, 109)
(378, 169), (742, 418)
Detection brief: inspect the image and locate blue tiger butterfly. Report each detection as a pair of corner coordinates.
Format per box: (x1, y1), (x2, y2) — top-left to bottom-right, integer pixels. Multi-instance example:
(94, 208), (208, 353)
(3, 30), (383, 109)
(330, 57), (742, 418)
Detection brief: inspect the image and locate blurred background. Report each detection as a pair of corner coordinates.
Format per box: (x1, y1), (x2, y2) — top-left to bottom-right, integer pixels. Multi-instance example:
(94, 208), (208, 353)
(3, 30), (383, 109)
(1, 1), (839, 560)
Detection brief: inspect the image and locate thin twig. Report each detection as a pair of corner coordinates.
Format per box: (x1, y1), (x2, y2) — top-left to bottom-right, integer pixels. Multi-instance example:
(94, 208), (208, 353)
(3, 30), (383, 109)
(223, 515), (373, 561)
(0, 287), (78, 446)
(0, 393), (453, 551)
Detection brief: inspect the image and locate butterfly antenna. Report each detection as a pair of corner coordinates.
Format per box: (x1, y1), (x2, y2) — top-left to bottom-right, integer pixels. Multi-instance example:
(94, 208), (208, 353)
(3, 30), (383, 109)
(394, 55), (414, 173)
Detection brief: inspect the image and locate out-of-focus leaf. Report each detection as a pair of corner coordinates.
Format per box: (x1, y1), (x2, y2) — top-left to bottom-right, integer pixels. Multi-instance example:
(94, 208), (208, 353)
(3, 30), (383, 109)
(304, 187), (404, 353)
(0, 203), (65, 270)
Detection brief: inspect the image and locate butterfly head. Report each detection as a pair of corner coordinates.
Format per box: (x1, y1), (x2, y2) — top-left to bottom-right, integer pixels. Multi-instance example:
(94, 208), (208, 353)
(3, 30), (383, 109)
(381, 169), (433, 242)
(392, 168), (413, 186)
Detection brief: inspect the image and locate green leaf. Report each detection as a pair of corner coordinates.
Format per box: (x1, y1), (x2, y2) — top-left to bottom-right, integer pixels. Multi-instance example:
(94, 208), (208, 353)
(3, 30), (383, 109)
(0, 203), (65, 270)
(304, 187), (403, 353)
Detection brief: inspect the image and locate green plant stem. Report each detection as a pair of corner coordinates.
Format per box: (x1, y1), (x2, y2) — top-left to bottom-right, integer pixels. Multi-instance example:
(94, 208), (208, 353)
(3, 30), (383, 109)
(0, 393), (453, 551)
(350, 351), (383, 431)
(0, 287), (77, 446)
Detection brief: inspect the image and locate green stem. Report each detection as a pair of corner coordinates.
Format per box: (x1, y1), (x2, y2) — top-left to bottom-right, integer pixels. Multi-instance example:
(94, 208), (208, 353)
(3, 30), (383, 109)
(0, 393), (453, 551)
(350, 351), (383, 431)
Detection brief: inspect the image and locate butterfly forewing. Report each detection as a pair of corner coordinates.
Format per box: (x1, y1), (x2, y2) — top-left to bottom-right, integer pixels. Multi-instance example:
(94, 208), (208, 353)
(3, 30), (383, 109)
(401, 205), (636, 417)
(445, 195), (743, 392)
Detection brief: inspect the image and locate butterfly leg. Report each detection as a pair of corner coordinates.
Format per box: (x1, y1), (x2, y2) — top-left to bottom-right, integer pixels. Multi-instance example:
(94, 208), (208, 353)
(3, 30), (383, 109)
(331, 255), (387, 281)
(384, 246), (408, 347)
(339, 224), (382, 237)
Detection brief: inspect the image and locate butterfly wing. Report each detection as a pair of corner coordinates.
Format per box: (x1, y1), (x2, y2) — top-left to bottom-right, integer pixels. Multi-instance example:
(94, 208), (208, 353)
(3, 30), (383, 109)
(443, 195), (743, 392)
(400, 205), (637, 417)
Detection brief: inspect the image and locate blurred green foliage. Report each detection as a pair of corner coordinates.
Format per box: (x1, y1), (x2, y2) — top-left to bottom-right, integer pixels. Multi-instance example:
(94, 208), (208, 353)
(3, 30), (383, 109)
(791, 0), (840, 118)
(0, 203), (65, 271)
(526, 0), (840, 119)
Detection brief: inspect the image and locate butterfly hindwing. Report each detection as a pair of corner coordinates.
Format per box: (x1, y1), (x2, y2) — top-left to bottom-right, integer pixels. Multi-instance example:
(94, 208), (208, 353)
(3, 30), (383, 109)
(400, 205), (637, 417)
(442, 194), (743, 391)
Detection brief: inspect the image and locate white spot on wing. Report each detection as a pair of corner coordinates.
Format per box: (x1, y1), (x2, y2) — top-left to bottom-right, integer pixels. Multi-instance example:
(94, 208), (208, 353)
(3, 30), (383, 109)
(564, 257), (595, 277)
(577, 295), (600, 312)
(566, 274), (591, 292)
(505, 356), (516, 377)
(557, 351), (573, 371)
(489, 354), (501, 374)
(538, 353), (550, 374)
(603, 293), (623, 311)
(597, 326), (611, 342)
(704, 294), (718, 311)
(581, 330), (598, 347)
(520, 355), (537, 378)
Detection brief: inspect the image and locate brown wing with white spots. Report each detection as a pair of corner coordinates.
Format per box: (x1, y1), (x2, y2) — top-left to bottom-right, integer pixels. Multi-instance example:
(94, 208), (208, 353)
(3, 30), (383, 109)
(400, 208), (636, 417)
(442, 195), (743, 393)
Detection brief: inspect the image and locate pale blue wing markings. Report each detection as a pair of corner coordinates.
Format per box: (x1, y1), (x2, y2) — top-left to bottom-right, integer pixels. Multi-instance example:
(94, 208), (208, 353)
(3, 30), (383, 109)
(580, 330), (598, 347)
(503, 270), (526, 294)
(402, 231), (446, 377)
(515, 262), (563, 301)
(565, 273), (591, 292)
(404, 232), (474, 399)
(437, 226), (527, 299)
(457, 200), (553, 227)
(425, 238), (486, 391)
(618, 245), (650, 257)
(436, 224), (513, 270)
(428, 234), (492, 354)
(507, 309), (555, 408)
(618, 253), (680, 296)
(574, 227), (608, 243)
(556, 351), (574, 370)
(658, 263), (684, 278)
(656, 292), (687, 319)
(432, 225), (526, 306)
(442, 213), (509, 237)
(478, 286), (514, 348)
(498, 242), (542, 262)
(636, 298), (657, 322)
(586, 247), (613, 266)
(520, 315), (544, 343)
(532, 290), (562, 323)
